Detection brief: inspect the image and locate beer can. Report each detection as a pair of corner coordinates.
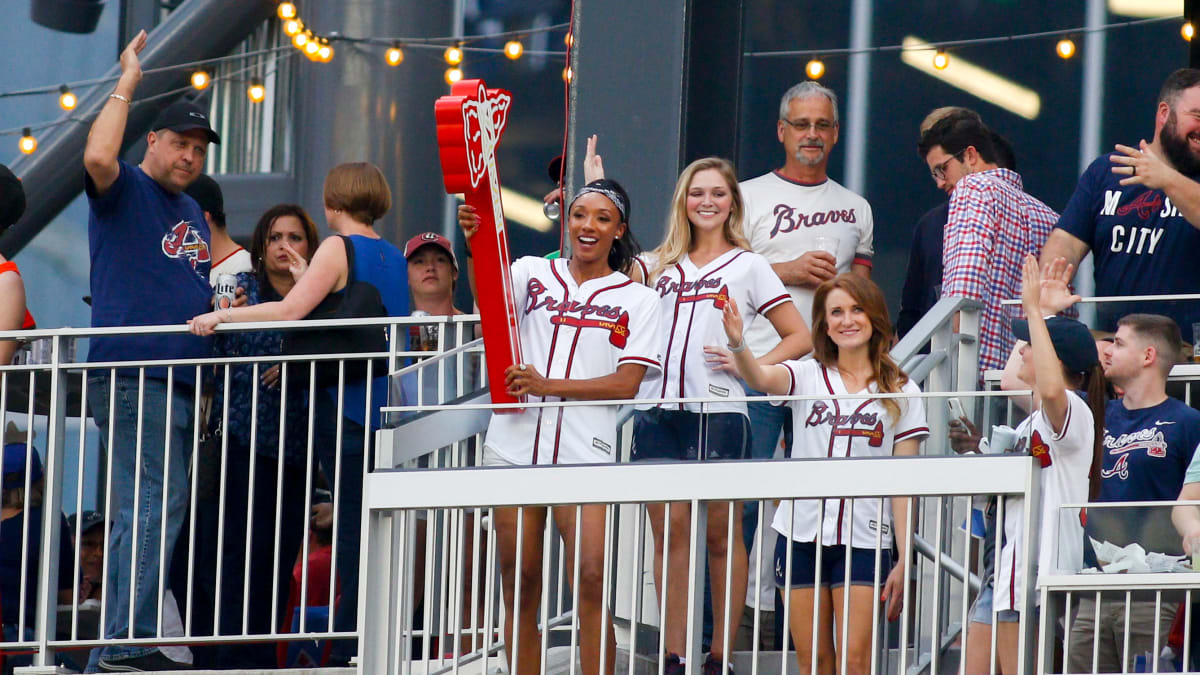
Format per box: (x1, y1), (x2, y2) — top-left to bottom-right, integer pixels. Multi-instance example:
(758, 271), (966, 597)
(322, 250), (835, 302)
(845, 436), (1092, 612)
(410, 310), (430, 351)
(213, 273), (237, 310)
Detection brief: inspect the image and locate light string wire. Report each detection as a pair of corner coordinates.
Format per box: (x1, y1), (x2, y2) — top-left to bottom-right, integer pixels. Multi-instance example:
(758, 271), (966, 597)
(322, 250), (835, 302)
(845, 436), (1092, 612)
(0, 50), (298, 137)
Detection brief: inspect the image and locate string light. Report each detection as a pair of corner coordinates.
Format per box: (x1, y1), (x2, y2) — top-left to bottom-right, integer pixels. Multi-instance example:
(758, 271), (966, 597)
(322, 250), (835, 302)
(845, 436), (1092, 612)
(283, 19), (303, 37)
(445, 67), (463, 85)
(304, 38), (321, 58)
(932, 49), (949, 70)
(1184, 22), (1195, 41)
(562, 66), (572, 82)
(19, 128), (36, 154)
(317, 39), (333, 62)
(292, 31), (309, 49)
(1056, 38), (1076, 59)
(805, 58), (825, 79)
(247, 78), (266, 102)
(385, 44), (404, 66)
(504, 40), (523, 60)
(444, 46), (463, 65)
(57, 85), (76, 111)
(277, 2), (297, 20)
(190, 70), (210, 90)
(564, 32), (573, 47)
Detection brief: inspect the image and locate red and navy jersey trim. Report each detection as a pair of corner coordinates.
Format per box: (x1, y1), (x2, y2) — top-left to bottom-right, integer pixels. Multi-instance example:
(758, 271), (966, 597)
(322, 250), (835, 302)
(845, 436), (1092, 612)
(619, 355), (660, 368)
(852, 253), (873, 268)
(756, 292), (792, 315)
(895, 426), (930, 441)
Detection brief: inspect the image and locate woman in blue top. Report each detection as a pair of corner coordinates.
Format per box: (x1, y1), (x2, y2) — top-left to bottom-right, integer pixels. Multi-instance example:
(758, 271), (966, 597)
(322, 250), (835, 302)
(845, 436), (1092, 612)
(190, 162), (409, 664)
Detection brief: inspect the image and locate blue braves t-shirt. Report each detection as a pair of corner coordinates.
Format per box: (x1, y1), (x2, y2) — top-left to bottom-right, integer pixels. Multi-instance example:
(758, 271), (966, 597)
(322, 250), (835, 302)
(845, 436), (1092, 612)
(1055, 154), (1200, 331)
(86, 161), (213, 386)
(1098, 396), (1200, 502)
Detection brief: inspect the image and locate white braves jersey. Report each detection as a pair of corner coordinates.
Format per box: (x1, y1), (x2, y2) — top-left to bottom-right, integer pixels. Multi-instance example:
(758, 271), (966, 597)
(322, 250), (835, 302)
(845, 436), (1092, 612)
(483, 257), (662, 465)
(771, 359), (928, 549)
(994, 391), (1092, 612)
(632, 249), (791, 414)
(740, 172), (874, 355)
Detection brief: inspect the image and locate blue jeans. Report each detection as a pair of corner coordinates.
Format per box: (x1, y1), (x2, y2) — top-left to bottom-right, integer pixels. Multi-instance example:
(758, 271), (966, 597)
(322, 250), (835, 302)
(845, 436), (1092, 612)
(742, 384), (791, 552)
(88, 375), (194, 661)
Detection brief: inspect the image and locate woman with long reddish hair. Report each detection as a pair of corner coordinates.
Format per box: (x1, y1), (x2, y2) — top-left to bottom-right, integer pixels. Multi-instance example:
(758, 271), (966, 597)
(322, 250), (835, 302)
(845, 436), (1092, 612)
(721, 273), (928, 675)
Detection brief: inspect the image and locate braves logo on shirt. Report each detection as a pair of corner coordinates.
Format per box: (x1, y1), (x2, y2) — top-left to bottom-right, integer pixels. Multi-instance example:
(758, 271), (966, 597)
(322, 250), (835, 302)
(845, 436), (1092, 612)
(804, 401), (884, 447)
(161, 220), (211, 269)
(526, 278), (631, 348)
(769, 204), (858, 238)
(1100, 427), (1168, 481)
(655, 276), (730, 309)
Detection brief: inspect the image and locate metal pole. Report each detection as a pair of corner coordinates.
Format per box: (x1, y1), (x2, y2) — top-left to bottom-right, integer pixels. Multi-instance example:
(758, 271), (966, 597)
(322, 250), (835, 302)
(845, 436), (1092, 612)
(1075, 0), (1107, 325)
(844, 0), (873, 194)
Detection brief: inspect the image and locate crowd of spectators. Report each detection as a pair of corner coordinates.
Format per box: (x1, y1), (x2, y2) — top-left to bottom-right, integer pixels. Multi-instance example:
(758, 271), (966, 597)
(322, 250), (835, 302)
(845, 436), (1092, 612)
(6, 25), (1200, 675)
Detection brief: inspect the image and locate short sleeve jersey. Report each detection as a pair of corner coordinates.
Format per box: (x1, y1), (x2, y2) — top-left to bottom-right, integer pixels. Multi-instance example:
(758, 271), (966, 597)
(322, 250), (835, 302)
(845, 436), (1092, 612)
(86, 161), (213, 386)
(1100, 396), (1200, 502)
(740, 172), (874, 355)
(483, 257), (662, 465)
(994, 391), (1093, 612)
(770, 359), (928, 549)
(1055, 154), (1200, 331)
(633, 248), (791, 415)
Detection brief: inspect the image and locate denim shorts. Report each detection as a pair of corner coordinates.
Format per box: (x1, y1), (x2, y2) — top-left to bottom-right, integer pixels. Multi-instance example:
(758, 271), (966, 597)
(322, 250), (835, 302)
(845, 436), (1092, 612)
(630, 408), (750, 462)
(969, 584), (1021, 624)
(774, 538), (892, 589)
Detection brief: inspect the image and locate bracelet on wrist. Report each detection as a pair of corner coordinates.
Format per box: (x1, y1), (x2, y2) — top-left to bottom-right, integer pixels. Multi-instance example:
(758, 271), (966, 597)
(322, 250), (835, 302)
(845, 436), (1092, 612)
(727, 340), (746, 353)
(109, 93), (130, 105)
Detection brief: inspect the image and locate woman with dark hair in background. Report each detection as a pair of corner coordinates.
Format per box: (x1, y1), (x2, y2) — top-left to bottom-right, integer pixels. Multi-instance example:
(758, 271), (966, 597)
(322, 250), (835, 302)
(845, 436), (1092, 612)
(457, 179), (661, 675)
(190, 162), (410, 665)
(203, 204), (320, 667)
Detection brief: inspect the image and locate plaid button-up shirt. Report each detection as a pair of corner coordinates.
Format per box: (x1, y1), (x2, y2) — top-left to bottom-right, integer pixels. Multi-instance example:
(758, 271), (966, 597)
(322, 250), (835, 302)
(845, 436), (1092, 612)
(942, 168), (1059, 379)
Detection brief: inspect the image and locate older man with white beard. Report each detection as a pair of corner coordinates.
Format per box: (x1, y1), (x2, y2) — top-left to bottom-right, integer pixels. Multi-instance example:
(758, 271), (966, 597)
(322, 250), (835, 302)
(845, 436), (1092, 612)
(736, 81), (875, 637)
(1042, 68), (1200, 333)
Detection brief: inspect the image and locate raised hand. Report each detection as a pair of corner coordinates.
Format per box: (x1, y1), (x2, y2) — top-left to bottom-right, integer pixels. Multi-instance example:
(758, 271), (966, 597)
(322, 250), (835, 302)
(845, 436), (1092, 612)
(1037, 256), (1081, 316)
(721, 297), (745, 347)
(119, 30), (147, 83)
(584, 134), (605, 183)
(458, 204), (480, 240)
(1111, 140), (1180, 191)
(1020, 254), (1042, 317)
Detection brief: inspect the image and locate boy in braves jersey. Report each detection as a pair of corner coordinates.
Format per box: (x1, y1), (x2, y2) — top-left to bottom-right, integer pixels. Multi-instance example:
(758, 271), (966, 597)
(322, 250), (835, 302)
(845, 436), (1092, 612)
(628, 157), (811, 675)
(1070, 313), (1200, 673)
(1042, 69), (1200, 332)
(721, 273), (925, 675)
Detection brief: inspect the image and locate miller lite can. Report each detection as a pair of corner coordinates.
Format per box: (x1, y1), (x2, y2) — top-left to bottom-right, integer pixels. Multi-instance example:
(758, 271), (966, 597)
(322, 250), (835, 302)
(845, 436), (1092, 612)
(213, 273), (237, 310)
(409, 310), (439, 351)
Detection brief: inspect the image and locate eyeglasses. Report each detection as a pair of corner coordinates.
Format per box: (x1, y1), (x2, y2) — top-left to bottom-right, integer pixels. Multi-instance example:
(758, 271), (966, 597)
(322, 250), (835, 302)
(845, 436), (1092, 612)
(930, 150), (966, 182)
(781, 118), (837, 133)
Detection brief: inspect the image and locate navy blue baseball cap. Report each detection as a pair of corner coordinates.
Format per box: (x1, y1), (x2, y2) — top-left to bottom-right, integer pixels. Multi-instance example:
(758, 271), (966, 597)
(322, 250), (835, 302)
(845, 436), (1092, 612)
(1011, 316), (1099, 374)
(151, 101), (220, 144)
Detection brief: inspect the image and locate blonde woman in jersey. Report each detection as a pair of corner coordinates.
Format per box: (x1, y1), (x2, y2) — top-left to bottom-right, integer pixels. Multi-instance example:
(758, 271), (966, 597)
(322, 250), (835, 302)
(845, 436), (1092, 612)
(629, 157), (810, 675)
(721, 273), (926, 675)
(458, 179), (662, 675)
(961, 255), (1104, 675)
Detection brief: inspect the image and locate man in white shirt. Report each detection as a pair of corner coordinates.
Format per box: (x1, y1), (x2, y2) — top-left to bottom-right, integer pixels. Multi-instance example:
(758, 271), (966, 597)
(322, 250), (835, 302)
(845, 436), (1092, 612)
(738, 80), (875, 635)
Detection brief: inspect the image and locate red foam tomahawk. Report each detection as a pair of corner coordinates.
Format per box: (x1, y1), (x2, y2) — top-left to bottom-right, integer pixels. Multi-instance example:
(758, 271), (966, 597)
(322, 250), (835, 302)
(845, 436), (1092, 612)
(435, 79), (524, 412)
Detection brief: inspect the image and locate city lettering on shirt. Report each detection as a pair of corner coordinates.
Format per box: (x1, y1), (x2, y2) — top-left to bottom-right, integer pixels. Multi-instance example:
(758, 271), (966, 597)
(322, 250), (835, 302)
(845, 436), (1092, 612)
(161, 220), (211, 270)
(1099, 189), (1180, 256)
(1100, 427), (1168, 481)
(655, 276), (730, 309)
(804, 401), (884, 447)
(769, 203), (857, 238)
(526, 278), (631, 348)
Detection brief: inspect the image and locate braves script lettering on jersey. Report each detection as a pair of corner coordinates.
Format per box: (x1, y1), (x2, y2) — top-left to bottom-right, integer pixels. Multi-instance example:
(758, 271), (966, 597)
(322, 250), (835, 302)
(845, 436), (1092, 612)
(740, 172), (874, 355)
(994, 391), (1093, 612)
(483, 257), (661, 465)
(770, 359), (928, 549)
(1098, 397), (1200, 503)
(1055, 154), (1200, 331)
(634, 249), (792, 415)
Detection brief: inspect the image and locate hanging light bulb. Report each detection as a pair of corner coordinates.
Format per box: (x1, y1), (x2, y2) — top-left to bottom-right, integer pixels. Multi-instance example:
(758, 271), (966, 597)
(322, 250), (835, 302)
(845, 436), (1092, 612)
(190, 70), (211, 90)
(1184, 22), (1195, 42)
(504, 40), (523, 60)
(932, 49), (949, 70)
(19, 128), (37, 155)
(564, 33), (573, 47)
(562, 66), (573, 82)
(385, 44), (404, 66)
(445, 67), (463, 85)
(1056, 38), (1076, 59)
(58, 84), (77, 110)
(304, 38), (321, 58)
(247, 79), (266, 103)
(317, 39), (333, 62)
(444, 45), (463, 65)
(292, 31), (309, 49)
(283, 19), (303, 37)
(805, 58), (825, 80)
(277, 2), (297, 20)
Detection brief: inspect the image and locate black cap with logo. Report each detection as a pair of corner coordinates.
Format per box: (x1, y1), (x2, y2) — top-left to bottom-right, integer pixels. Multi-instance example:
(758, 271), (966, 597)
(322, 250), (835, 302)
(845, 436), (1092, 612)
(150, 101), (220, 144)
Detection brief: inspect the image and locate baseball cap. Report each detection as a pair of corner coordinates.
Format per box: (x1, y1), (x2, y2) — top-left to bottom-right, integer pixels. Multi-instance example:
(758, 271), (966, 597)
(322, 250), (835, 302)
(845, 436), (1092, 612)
(184, 174), (225, 219)
(3, 422), (43, 490)
(403, 232), (458, 269)
(150, 101), (220, 144)
(69, 510), (106, 535)
(0, 163), (25, 230)
(1011, 316), (1099, 374)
